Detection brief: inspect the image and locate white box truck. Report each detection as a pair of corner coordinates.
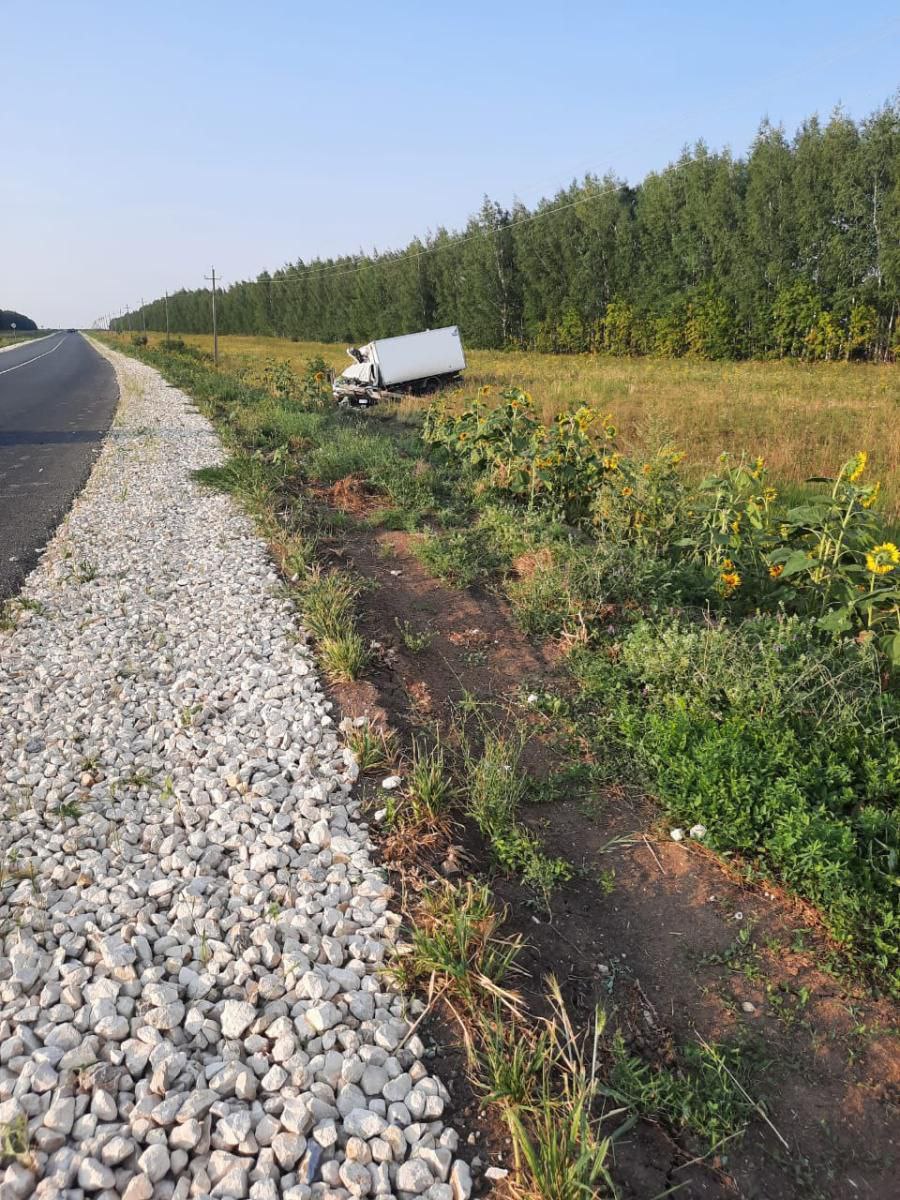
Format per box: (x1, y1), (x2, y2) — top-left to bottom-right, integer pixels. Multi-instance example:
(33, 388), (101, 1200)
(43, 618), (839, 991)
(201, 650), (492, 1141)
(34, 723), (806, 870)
(332, 326), (466, 405)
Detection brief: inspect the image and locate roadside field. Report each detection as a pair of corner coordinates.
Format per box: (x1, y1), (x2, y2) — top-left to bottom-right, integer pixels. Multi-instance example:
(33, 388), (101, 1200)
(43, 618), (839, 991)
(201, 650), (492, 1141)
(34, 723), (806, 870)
(150, 331), (900, 521)
(0, 330), (47, 351)
(99, 331), (900, 1200)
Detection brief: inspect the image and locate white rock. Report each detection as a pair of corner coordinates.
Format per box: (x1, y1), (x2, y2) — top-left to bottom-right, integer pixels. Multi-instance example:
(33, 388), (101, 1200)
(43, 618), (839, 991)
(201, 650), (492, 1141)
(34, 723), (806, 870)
(3, 1162), (37, 1200)
(43, 1096), (75, 1134)
(0, 345), (471, 1200)
(220, 1000), (257, 1039)
(77, 1158), (115, 1192)
(343, 1108), (387, 1140)
(122, 1177), (154, 1200)
(396, 1158), (435, 1194)
(449, 1160), (473, 1200)
(138, 1142), (170, 1183)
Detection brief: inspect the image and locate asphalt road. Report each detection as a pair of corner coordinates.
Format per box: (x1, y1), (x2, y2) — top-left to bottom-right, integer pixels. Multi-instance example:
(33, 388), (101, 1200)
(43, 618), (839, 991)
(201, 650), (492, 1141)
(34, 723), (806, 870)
(0, 333), (119, 600)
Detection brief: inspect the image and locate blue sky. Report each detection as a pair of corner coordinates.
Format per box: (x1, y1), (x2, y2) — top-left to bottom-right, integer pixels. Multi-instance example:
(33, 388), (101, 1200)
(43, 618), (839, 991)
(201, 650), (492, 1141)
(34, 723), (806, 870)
(4, 1), (898, 327)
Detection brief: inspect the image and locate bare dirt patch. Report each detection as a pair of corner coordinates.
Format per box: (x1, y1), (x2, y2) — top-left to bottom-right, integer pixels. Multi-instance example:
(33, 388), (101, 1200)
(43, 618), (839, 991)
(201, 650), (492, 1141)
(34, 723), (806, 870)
(309, 500), (899, 1200)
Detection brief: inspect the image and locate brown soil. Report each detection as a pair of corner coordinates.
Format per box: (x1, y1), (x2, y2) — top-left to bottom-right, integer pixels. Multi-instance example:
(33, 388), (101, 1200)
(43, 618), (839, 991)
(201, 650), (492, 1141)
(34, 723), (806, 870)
(308, 481), (898, 1200)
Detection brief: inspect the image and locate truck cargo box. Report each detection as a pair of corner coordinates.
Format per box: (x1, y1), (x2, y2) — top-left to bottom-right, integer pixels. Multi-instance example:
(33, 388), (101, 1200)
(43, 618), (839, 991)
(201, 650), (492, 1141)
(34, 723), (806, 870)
(333, 326), (466, 404)
(368, 326), (466, 387)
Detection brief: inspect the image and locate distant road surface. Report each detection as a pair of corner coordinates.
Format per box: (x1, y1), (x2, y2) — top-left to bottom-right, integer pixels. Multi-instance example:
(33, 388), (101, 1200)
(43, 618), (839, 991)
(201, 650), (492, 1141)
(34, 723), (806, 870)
(0, 333), (118, 600)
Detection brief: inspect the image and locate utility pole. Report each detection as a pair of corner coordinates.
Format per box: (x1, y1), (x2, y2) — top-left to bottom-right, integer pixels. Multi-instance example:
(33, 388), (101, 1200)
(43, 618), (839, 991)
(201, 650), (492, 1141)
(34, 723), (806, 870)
(164, 290), (170, 347)
(204, 267), (219, 365)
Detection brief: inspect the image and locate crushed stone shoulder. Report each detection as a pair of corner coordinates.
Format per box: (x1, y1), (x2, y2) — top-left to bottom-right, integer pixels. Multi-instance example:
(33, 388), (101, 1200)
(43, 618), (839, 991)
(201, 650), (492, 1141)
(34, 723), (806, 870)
(0, 347), (466, 1200)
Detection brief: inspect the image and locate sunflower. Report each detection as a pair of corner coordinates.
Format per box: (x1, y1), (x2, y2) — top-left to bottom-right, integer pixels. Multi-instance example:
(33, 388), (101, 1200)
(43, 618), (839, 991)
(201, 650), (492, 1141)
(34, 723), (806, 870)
(621, 486), (633, 498)
(865, 542), (899, 575)
(479, 385), (491, 397)
(721, 570), (742, 596)
(769, 564), (784, 579)
(861, 481), (881, 510)
(848, 451), (868, 483)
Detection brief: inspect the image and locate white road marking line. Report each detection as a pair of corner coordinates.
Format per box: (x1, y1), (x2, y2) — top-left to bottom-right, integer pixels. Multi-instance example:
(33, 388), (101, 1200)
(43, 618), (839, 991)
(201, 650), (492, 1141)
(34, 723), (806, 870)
(0, 336), (67, 376)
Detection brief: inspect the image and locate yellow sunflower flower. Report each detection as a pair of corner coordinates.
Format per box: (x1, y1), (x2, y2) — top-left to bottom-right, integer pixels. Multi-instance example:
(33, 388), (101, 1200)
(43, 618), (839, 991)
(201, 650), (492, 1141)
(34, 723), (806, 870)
(769, 564), (784, 580)
(721, 570), (742, 596)
(848, 451), (868, 483)
(865, 542), (899, 575)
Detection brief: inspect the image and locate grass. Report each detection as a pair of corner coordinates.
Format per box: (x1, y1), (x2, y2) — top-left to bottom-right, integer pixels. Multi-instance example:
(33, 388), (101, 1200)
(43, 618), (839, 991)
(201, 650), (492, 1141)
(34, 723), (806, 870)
(0, 1113), (30, 1164)
(319, 630), (370, 682)
(405, 738), (453, 818)
(395, 617), (434, 652)
(344, 721), (398, 772)
(462, 731), (572, 907)
(606, 1032), (762, 1147)
(140, 330), (900, 522)
(298, 568), (359, 641)
(392, 881), (524, 1014)
(0, 596), (47, 632)
(0, 331), (45, 350)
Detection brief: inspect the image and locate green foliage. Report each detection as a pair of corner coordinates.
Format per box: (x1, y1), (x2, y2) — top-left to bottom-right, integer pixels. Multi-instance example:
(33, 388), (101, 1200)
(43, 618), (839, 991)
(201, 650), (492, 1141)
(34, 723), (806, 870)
(344, 722), (398, 772)
(585, 614), (900, 988)
(298, 569), (359, 641)
(0, 309), (37, 332)
(463, 734), (572, 905)
(424, 388), (617, 525)
(414, 526), (506, 588)
(607, 1033), (758, 1146)
(319, 630), (370, 682)
(391, 882), (522, 1010)
(428, 395), (900, 653)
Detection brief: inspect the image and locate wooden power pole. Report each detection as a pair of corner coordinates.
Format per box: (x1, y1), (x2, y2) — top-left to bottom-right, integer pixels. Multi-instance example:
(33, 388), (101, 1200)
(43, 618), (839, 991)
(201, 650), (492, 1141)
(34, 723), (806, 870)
(205, 267), (219, 365)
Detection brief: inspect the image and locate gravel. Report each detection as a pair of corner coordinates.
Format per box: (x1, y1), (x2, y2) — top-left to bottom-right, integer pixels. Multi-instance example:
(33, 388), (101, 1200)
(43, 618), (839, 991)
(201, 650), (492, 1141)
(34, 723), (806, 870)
(0, 345), (466, 1199)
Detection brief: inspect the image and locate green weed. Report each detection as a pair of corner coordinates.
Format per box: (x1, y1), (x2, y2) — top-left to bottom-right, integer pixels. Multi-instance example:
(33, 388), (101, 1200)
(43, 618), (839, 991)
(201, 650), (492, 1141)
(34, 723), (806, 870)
(395, 617), (434, 652)
(319, 631), (370, 682)
(345, 722), (398, 772)
(607, 1033), (760, 1147)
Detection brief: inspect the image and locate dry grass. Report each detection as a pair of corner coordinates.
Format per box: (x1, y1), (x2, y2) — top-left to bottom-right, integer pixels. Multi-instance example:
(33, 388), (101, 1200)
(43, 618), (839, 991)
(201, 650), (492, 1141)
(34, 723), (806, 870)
(142, 332), (900, 520)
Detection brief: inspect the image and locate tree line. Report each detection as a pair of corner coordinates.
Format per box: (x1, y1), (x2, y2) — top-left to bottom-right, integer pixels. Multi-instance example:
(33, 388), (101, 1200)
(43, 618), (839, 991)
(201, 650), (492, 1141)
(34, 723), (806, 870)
(114, 99), (900, 361)
(0, 310), (37, 331)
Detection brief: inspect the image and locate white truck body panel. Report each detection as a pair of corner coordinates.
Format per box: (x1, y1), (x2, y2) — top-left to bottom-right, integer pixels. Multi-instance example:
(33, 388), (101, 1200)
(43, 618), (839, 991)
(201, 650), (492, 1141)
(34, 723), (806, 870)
(369, 326), (466, 386)
(342, 326), (466, 388)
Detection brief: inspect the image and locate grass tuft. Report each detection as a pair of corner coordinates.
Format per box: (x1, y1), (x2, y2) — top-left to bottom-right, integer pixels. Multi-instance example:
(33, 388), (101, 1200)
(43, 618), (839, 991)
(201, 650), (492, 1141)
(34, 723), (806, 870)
(319, 631), (370, 682)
